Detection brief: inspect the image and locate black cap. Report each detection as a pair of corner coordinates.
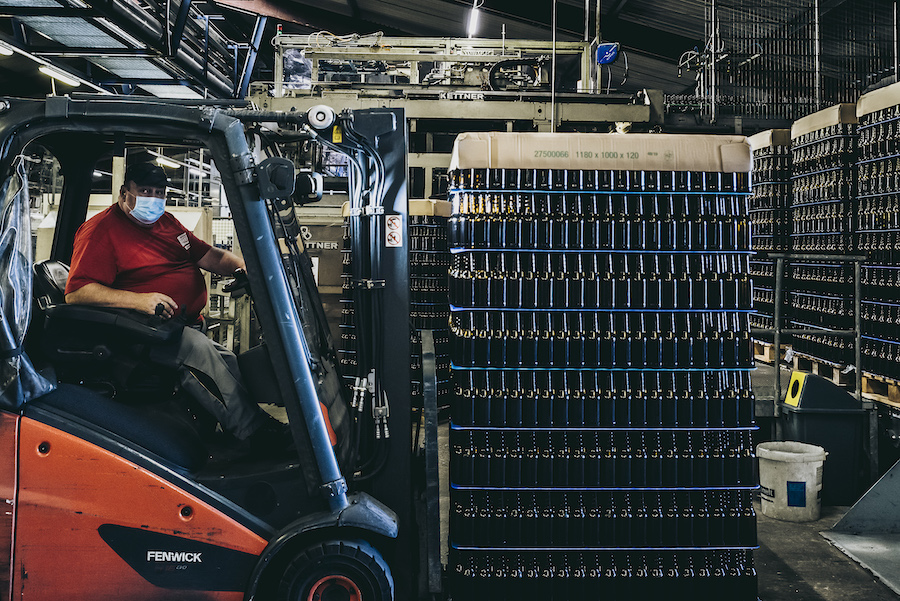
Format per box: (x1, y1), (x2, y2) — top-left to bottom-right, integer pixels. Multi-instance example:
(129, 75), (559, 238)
(125, 162), (168, 188)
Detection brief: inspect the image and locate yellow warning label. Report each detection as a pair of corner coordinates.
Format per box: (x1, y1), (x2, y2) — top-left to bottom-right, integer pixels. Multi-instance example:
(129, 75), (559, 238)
(332, 125), (343, 144)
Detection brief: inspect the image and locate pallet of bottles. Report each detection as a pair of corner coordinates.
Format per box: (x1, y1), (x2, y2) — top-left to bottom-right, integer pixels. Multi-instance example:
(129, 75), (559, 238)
(857, 83), (900, 381)
(447, 132), (758, 601)
(788, 104), (858, 365)
(748, 129), (791, 252)
(748, 129), (791, 344)
(748, 260), (776, 343)
(789, 104), (857, 253)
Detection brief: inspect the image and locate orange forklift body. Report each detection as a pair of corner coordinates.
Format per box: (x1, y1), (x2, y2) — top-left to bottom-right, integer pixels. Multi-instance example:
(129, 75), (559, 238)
(8, 413), (268, 600)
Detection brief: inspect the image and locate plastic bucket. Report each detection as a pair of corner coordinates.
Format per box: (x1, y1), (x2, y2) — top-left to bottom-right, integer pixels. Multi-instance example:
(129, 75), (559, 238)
(757, 441), (827, 522)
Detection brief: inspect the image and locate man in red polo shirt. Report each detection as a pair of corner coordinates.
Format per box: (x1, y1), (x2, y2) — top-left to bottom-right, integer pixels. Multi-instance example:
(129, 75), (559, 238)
(65, 162), (286, 452)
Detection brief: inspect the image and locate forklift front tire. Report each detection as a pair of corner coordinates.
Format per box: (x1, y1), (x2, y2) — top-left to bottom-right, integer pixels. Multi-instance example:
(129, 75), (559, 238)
(276, 539), (394, 601)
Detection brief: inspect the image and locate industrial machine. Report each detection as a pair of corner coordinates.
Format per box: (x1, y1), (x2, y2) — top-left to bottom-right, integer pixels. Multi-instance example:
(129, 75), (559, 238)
(0, 95), (416, 600)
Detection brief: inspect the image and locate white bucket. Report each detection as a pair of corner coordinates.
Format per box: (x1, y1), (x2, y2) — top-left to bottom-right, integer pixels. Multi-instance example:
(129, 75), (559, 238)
(757, 441), (827, 522)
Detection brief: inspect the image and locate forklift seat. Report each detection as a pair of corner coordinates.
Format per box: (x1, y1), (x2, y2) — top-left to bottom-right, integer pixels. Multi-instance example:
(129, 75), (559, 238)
(30, 259), (184, 401)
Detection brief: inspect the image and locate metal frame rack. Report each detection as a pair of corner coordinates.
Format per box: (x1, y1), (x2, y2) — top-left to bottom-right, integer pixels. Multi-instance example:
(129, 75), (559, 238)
(752, 252), (879, 485)
(446, 132), (758, 600)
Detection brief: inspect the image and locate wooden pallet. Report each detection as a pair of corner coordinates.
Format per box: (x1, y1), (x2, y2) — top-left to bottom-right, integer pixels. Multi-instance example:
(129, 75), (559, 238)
(791, 352), (855, 388)
(753, 340), (789, 364)
(861, 373), (900, 408)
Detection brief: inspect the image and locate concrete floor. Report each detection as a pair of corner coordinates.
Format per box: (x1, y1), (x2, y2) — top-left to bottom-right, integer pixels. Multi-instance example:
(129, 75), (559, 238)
(756, 503), (898, 601)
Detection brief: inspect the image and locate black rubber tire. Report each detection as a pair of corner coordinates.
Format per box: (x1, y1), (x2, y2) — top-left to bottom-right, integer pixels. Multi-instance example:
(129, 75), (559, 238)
(277, 539), (394, 601)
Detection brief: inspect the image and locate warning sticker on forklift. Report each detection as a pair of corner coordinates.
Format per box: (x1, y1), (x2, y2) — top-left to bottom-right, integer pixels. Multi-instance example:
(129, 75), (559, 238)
(386, 215), (403, 247)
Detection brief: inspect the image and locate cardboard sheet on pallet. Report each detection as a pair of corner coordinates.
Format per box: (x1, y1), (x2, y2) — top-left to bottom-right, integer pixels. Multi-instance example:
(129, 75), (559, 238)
(449, 132), (751, 173)
(857, 81), (900, 117)
(408, 199), (451, 217)
(748, 129), (791, 151)
(342, 199), (451, 217)
(791, 103), (858, 140)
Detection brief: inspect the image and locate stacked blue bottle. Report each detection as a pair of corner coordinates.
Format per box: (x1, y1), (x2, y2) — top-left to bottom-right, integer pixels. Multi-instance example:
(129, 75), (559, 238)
(787, 105), (858, 365)
(857, 83), (900, 380)
(748, 129), (792, 344)
(447, 132), (758, 601)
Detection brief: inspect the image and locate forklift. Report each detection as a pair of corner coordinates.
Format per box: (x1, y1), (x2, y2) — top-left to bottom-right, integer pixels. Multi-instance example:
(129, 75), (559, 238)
(0, 95), (423, 600)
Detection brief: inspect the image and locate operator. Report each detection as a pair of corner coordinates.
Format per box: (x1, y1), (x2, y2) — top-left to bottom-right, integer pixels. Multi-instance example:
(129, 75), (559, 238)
(64, 161), (289, 455)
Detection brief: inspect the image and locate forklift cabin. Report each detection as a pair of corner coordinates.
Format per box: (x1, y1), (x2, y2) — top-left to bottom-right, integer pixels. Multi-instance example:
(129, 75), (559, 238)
(0, 96), (413, 600)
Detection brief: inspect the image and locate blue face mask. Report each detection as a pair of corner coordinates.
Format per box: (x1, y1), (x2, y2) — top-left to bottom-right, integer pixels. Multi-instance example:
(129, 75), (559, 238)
(129, 195), (165, 225)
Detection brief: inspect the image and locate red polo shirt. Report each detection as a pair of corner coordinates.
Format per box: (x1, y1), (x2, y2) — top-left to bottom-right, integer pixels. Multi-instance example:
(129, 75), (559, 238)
(66, 204), (213, 320)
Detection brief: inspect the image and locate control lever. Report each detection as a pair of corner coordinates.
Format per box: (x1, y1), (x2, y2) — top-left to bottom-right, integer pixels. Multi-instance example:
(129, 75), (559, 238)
(222, 268), (251, 298)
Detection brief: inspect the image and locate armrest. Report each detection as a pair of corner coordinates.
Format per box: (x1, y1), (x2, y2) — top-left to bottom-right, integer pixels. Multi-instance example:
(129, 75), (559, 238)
(44, 304), (184, 344)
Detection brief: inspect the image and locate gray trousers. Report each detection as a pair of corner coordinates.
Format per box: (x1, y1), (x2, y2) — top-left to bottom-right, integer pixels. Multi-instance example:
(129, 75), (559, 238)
(158, 326), (266, 440)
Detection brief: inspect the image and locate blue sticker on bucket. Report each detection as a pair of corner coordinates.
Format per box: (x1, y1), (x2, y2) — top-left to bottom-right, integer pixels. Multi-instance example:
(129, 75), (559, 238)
(787, 481), (806, 507)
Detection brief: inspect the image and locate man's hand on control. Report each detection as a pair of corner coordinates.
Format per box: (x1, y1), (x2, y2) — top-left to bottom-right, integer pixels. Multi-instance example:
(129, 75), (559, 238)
(138, 292), (178, 318)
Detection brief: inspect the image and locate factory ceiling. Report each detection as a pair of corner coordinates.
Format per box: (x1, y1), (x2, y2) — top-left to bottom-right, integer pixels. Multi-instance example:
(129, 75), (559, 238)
(0, 0), (709, 101)
(0, 0), (874, 125)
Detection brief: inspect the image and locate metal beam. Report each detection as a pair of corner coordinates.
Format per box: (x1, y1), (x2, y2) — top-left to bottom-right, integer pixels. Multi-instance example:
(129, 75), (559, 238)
(234, 14), (266, 98)
(168, 0), (193, 56)
(0, 7), (100, 17)
(258, 94), (652, 124)
(29, 48), (157, 57)
(94, 78), (193, 86)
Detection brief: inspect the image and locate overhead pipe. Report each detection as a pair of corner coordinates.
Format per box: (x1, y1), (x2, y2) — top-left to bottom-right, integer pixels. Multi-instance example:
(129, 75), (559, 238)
(149, 0), (233, 63)
(95, 0), (234, 97)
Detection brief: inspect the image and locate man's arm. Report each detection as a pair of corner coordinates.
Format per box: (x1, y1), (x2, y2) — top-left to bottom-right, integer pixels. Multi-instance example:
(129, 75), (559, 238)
(65, 283), (178, 318)
(197, 246), (246, 276)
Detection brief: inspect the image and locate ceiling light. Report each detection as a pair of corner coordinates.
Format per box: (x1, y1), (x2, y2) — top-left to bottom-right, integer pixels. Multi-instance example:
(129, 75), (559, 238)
(467, 0), (483, 38)
(155, 156), (180, 169)
(38, 65), (80, 87)
(0, 44), (12, 57)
